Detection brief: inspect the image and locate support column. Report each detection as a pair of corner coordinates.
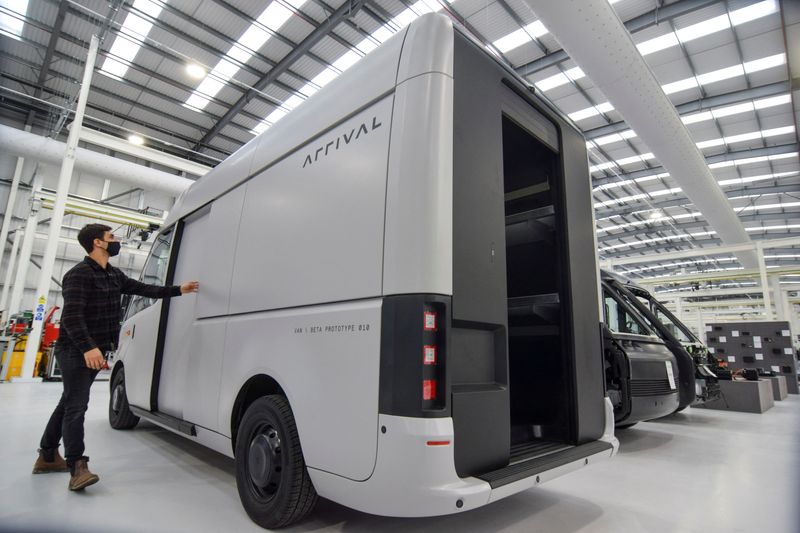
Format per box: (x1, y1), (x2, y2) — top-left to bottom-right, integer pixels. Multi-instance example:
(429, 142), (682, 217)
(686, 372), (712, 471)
(772, 275), (788, 322)
(14, 35), (99, 383)
(7, 187), (42, 319)
(0, 229), (22, 324)
(696, 306), (706, 343)
(0, 147), (27, 276)
(755, 242), (773, 320)
(675, 297), (684, 322)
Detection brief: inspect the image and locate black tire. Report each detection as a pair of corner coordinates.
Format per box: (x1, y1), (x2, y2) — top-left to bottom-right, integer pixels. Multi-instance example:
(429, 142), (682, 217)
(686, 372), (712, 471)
(109, 368), (140, 430)
(235, 395), (317, 529)
(616, 422), (638, 429)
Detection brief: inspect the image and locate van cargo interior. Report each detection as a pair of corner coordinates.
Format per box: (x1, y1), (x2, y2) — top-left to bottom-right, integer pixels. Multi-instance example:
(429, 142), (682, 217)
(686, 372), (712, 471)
(502, 115), (572, 454)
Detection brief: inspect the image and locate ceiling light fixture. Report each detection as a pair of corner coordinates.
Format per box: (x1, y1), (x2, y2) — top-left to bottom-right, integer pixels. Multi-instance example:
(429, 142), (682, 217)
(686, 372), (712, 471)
(128, 134), (145, 145)
(186, 64), (206, 78)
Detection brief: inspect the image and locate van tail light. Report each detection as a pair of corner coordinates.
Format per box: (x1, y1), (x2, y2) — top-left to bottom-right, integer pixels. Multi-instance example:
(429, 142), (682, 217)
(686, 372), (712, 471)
(422, 304), (445, 408)
(423, 379), (437, 400)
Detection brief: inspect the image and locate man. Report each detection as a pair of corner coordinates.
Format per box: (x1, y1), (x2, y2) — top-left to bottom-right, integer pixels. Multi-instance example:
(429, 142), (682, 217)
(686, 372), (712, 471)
(32, 223), (199, 491)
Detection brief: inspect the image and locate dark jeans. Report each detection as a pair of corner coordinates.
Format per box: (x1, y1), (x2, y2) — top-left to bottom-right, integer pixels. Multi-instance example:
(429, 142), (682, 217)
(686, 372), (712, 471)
(39, 344), (99, 468)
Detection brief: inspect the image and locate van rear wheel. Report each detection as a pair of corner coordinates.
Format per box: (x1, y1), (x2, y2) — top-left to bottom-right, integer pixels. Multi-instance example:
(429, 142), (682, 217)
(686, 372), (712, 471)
(235, 395), (317, 529)
(109, 368), (139, 430)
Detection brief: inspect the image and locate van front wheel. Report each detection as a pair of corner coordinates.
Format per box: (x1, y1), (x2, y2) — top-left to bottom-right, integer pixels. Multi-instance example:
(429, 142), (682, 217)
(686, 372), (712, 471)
(235, 395), (317, 529)
(109, 368), (139, 430)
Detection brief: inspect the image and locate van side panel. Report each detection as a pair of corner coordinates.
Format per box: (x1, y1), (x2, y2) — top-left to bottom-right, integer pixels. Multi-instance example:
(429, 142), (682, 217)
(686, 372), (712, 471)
(559, 123), (606, 442)
(218, 300), (382, 481)
(228, 96), (393, 313)
(382, 72), (454, 296)
(164, 29), (407, 228)
(196, 186), (246, 318)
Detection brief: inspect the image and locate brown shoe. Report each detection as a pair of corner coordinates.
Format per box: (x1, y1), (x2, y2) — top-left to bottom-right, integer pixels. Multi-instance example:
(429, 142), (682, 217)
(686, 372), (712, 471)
(32, 449), (69, 474)
(68, 457), (99, 491)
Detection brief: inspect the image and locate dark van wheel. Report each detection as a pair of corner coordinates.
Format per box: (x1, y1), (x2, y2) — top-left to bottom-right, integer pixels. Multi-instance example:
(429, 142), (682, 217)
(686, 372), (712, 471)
(109, 368), (139, 430)
(235, 395), (317, 529)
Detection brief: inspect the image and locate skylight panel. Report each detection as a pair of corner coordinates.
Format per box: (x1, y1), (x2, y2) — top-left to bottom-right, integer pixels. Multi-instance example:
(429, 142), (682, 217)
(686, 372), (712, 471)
(100, 0), (163, 79)
(593, 172), (668, 193)
(718, 170), (798, 186)
(494, 28), (534, 54)
(236, 26), (271, 56)
(589, 161), (617, 173)
(746, 224), (800, 232)
(257, 0), (296, 31)
(681, 111), (713, 125)
(723, 131), (762, 144)
(696, 64), (745, 86)
(0, 0), (28, 40)
(535, 73), (570, 92)
(662, 77), (700, 95)
(676, 14), (730, 43)
(637, 32), (679, 56)
(695, 138), (725, 150)
(743, 53), (786, 74)
(739, 201), (800, 212)
(493, 20), (548, 54)
(615, 153), (655, 166)
(754, 94), (792, 109)
(762, 125), (795, 137)
(185, 0), (310, 112)
(711, 102), (755, 119)
(730, 0), (779, 26)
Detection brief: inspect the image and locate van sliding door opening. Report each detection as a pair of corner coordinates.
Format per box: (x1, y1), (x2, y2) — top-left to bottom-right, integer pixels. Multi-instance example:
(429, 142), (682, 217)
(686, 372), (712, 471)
(503, 114), (572, 451)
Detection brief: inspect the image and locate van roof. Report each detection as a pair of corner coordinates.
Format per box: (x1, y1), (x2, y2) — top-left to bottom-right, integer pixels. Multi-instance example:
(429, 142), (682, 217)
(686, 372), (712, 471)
(164, 13), (455, 228)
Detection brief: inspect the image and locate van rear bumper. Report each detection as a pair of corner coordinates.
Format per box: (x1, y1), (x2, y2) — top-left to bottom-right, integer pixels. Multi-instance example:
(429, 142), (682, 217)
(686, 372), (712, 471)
(308, 399), (619, 517)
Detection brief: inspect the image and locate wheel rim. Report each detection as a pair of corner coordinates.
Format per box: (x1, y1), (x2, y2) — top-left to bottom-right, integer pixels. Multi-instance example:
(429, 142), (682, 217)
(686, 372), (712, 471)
(247, 424), (283, 501)
(111, 382), (124, 414)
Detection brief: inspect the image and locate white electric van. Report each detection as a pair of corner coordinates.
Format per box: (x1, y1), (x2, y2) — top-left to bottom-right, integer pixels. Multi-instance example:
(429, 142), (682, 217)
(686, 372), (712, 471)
(109, 13), (618, 529)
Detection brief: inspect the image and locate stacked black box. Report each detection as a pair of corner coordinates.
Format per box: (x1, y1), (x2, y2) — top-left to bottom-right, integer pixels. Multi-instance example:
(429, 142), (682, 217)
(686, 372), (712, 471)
(705, 321), (798, 394)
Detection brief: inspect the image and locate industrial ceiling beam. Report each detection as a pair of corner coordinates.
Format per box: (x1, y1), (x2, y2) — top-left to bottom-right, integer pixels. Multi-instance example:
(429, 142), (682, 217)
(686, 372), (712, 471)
(604, 236), (800, 267)
(24, 0), (67, 126)
(591, 143), (799, 189)
(516, 0), (718, 78)
(599, 211), (800, 243)
(596, 183), (800, 220)
(585, 82), (792, 140)
(633, 265), (800, 285)
(194, 0), (366, 150)
(600, 233), (800, 262)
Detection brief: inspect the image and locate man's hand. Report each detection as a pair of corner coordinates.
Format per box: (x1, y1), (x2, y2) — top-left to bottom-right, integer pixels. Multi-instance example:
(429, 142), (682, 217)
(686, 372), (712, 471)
(84, 348), (105, 370)
(180, 281), (200, 294)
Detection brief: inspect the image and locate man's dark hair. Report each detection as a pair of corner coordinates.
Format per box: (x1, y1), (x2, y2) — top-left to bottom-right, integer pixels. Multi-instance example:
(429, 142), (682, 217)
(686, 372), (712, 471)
(77, 223), (112, 254)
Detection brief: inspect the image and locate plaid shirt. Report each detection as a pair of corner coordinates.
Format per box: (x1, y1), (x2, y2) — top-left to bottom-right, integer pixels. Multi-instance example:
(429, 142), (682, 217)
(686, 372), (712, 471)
(58, 256), (181, 354)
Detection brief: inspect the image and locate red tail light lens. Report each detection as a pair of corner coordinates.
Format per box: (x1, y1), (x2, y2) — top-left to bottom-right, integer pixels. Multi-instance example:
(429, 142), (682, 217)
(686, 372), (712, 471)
(423, 379), (437, 400)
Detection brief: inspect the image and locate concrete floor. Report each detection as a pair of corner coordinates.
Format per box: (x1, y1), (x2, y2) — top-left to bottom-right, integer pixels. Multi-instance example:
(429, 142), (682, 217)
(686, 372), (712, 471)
(0, 382), (798, 533)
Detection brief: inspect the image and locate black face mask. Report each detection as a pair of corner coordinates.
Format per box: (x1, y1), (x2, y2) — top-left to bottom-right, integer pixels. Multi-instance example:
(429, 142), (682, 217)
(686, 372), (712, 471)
(105, 240), (121, 257)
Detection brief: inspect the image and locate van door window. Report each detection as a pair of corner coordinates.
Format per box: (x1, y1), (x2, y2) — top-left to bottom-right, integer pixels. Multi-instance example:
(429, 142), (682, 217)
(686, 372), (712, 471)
(126, 231), (173, 319)
(603, 291), (647, 336)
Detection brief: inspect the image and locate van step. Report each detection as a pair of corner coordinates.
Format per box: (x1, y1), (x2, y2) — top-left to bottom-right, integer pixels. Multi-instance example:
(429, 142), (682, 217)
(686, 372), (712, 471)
(477, 441), (613, 489)
(510, 441), (571, 463)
